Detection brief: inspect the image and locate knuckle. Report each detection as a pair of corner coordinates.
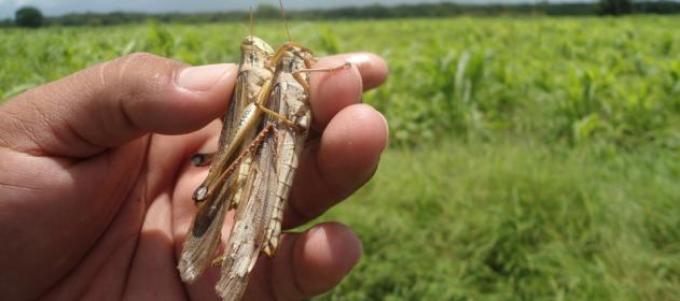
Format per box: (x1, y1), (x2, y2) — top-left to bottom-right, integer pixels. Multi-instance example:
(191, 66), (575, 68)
(114, 52), (169, 80)
(107, 52), (180, 100)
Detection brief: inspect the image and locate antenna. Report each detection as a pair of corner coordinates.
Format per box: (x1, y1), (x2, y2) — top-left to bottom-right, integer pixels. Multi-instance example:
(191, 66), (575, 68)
(248, 6), (255, 38)
(278, 0), (292, 41)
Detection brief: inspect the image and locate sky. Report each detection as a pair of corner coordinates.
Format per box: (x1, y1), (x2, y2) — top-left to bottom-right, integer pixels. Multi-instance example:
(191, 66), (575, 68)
(0, 0), (589, 19)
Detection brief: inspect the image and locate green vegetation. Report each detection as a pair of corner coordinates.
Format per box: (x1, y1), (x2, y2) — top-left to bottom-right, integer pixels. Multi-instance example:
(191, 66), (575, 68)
(1, 17), (678, 300)
(322, 141), (679, 300)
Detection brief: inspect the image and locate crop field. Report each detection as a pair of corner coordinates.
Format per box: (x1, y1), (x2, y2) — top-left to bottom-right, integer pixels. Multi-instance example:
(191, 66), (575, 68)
(1, 16), (679, 300)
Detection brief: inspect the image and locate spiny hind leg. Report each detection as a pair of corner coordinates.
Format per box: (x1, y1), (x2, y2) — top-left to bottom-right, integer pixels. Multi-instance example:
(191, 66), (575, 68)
(192, 124), (274, 203)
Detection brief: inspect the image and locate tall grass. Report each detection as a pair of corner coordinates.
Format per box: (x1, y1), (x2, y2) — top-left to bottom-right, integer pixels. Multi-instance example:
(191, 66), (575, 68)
(318, 141), (679, 300)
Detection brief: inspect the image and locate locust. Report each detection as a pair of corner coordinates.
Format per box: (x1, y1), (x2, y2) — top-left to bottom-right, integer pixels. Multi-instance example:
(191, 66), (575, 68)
(177, 35), (276, 282)
(215, 43), (341, 301)
(177, 2), (350, 300)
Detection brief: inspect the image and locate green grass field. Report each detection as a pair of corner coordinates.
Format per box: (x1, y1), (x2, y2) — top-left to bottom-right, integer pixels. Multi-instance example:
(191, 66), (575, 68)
(1, 17), (679, 300)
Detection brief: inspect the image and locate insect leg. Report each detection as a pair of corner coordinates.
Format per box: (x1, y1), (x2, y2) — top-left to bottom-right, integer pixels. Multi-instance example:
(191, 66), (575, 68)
(194, 124), (275, 202)
(291, 61), (352, 93)
(293, 61), (352, 74)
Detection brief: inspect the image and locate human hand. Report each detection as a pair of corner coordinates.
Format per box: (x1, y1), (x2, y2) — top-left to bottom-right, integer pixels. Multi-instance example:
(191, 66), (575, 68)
(0, 51), (388, 300)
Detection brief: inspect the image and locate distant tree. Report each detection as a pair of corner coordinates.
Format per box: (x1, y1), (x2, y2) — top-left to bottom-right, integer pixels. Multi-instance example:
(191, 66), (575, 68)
(15, 6), (44, 28)
(598, 0), (633, 15)
(0, 18), (13, 27)
(533, 0), (550, 15)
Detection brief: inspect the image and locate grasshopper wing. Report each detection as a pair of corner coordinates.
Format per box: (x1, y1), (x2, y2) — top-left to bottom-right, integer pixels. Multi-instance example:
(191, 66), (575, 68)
(215, 114), (280, 301)
(178, 185), (231, 282)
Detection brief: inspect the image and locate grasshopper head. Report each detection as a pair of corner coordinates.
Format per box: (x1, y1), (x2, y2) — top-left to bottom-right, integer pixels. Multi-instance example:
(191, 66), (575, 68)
(269, 42), (313, 71)
(241, 36), (275, 68)
(242, 35), (275, 56)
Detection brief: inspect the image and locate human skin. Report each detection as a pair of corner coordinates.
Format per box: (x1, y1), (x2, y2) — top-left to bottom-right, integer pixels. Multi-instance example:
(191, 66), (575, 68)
(0, 51), (389, 300)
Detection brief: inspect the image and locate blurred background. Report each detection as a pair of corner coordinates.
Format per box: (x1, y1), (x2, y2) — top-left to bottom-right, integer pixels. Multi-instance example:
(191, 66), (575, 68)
(1, 0), (678, 300)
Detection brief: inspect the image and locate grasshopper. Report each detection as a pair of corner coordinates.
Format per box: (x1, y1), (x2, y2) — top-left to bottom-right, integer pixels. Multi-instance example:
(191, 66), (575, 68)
(177, 3), (350, 300)
(215, 44), (321, 301)
(178, 35), (276, 282)
(213, 41), (350, 301)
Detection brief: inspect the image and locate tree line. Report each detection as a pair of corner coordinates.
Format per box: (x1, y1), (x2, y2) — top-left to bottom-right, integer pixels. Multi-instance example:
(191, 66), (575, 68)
(6, 1), (680, 28)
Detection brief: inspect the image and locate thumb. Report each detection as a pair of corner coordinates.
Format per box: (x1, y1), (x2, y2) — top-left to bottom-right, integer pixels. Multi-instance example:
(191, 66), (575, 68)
(0, 52), (237, 157)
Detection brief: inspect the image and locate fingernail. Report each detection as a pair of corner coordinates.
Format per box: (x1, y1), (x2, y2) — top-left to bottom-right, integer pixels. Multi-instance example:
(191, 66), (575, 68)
(346, 53), (371, 66)
(377, 110), (390, 150)
(177, 64), (233, 91)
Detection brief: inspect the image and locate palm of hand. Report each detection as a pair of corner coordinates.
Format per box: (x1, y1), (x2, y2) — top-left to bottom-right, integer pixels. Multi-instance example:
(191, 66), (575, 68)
(10, 125), (344, 300)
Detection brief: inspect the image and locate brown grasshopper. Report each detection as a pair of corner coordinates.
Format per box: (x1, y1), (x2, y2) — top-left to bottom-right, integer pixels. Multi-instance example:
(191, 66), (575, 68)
(177, 4), (350, 300)
(178, 35), (276, 282)
(215, 43), (336, 301)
